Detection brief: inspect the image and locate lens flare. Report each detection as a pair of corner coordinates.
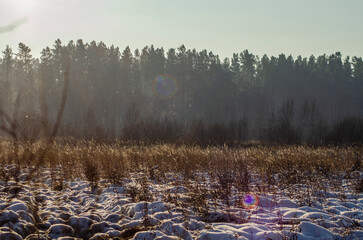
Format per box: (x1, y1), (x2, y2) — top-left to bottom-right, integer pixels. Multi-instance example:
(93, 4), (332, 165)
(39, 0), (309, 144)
(242, 193), (259, 210)
(153, 74), (177, 98)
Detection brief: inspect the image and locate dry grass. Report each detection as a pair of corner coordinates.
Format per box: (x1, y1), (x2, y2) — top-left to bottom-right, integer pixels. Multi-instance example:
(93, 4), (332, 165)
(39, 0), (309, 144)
(0, 139), (361, 183)
(0, 138), (362, 220)
(0, 138), (362, 239)
(0, 139), (363, 184)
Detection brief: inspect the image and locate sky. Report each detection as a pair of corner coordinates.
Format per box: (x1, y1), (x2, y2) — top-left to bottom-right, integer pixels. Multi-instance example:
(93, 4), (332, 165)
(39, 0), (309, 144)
(0, 0), (362, 59)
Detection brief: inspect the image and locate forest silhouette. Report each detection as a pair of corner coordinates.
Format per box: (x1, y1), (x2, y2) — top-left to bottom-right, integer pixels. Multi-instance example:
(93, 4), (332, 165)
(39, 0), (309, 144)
(0, 40), (362, 145)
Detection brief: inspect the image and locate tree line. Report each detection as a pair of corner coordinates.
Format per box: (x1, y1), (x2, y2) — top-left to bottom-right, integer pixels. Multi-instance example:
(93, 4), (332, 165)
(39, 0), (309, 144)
(0, 39), (362, 145)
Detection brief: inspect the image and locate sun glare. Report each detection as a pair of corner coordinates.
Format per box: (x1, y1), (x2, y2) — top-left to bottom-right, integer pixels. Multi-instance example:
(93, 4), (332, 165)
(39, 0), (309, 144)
(12, 0), (37, 15)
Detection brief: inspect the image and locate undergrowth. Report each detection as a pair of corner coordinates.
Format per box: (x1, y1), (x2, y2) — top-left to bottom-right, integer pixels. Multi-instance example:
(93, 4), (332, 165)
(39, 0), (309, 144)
(0, 139), (362, 224)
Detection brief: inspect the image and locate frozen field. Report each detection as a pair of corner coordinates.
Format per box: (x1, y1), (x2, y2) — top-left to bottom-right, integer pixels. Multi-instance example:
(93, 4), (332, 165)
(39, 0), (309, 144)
(0, 166), (362, 240)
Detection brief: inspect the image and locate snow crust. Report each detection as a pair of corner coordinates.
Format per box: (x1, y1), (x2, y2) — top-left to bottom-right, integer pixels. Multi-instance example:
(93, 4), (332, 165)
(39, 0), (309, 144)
(0, 169), (362, 239)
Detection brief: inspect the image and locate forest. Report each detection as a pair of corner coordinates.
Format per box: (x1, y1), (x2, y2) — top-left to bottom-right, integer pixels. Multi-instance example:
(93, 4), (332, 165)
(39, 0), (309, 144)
(0, 39), (362, 145)
(0, 40), (363, 240)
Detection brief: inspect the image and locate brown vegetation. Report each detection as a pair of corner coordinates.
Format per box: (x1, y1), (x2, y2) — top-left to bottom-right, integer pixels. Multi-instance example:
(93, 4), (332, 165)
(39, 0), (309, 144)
(0, 140), (361, 205)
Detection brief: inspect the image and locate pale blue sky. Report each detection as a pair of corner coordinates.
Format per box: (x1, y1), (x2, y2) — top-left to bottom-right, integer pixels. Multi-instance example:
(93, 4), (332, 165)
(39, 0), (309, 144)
(0, 0), (362, 59)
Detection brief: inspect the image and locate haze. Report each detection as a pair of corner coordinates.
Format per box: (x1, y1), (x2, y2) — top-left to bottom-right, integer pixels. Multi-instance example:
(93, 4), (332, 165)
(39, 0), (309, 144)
(0, 0), (362, 58)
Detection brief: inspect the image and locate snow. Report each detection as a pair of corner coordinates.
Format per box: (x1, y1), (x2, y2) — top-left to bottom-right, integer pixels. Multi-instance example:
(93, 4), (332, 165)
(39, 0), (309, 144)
(47, 224), (74, 238)
(299, 221), (335, 239)
(0, 232), (23, 240)
(197, 231), (237, 240)
(0, 168), (362, 239)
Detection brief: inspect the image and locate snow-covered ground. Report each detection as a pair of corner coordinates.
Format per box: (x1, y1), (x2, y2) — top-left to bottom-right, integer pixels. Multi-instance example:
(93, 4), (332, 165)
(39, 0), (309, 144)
(0, 167), (362, 240)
